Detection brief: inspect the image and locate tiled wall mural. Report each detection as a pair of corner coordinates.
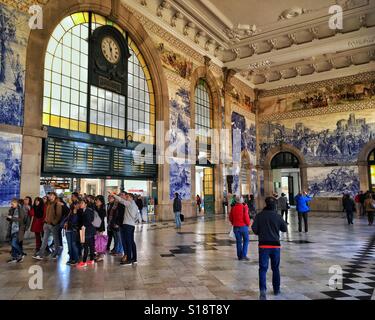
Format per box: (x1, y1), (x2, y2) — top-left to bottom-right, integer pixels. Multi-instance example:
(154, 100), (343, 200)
(259, 110), (375, 165)
(169, 86), (191, 156)
(169, 158), (191, 200)
(0, 4), (28, 126)
(251, 169), (258, 197)
(0, 132), (22, 207)
(231, 111), (257, 196)
(169, 83), (192, 200)
(231, 112), (256, 161)
(308, 166), (360, 197)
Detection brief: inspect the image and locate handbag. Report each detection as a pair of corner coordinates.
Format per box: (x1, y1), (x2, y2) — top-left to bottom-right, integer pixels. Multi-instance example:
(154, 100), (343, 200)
(95, 234), (108, 254)
(229, 226), (236, 240)
(180, 213), (184, 222)
(92, 210), (102, 228)
(79, 227), (85, 244)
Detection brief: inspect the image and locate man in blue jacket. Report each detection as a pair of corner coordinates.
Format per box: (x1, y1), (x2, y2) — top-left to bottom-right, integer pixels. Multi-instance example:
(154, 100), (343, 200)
(295, 191), (312, 233)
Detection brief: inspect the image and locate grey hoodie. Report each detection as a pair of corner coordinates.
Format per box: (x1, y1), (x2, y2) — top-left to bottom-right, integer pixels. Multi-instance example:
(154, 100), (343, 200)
(113, 195), (138, 226)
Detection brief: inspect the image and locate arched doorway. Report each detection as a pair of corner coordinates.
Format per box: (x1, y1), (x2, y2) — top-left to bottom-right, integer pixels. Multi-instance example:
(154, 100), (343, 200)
(270, 152), (301, 205)
(369, 149), (375, 191)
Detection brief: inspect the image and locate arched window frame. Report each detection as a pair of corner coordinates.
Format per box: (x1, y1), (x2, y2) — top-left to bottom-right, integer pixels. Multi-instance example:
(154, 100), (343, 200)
(42, 12), (155, 145)
(194, 78), (213, 160)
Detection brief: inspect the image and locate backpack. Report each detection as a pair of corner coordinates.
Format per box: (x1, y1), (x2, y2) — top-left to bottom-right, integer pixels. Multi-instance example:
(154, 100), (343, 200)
(92, 210), (102, 228)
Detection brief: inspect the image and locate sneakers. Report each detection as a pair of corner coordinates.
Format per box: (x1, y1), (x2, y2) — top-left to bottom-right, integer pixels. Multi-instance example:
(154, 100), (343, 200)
(132, 260), (138, 265)
(274, 290), (281, 296)
(120, 259), (132, 266)
(77, 262), (87, 268)
(242, 257), (250, 261)
(16, 256), (24, 263)
(7, 258), (17, 264)
(32, 255), (44, 261)
(87, 260), (95, 265)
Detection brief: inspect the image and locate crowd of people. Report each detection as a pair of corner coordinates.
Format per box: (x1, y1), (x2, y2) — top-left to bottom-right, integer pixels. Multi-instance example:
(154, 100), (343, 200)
(5, 191), (151, 266)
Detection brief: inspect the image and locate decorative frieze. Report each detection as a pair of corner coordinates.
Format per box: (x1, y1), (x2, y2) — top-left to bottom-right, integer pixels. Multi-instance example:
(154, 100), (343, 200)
(259, 71), (375, 98)
(258, 100), (375, 123)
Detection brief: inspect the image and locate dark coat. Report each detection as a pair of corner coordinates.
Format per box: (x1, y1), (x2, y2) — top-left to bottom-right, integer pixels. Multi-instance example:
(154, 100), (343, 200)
(252, 209), (288, 247)
(7, 206), (26, 242)
(81, 207), (96, 238)
(173, 197), (182, 213)
(343, 197), (356, 213)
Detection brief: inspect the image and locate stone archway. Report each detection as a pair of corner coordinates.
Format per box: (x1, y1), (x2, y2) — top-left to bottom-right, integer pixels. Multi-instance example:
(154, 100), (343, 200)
(357, 139), (375, 191)
(21, 0), (170, 206)
(262, 144), (308, 198)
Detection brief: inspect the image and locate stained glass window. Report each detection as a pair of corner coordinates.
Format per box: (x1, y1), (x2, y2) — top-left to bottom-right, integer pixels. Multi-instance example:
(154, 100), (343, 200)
(43, 12), (155, 144)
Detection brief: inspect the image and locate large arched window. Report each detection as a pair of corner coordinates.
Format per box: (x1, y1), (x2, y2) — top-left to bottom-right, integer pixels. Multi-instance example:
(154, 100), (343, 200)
(43, 12), (155, 145)
(194, 79), (213, 159)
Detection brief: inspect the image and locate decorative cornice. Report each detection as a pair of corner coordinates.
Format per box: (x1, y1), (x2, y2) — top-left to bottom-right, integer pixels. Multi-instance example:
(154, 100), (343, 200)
(259, 71), (375, 98)
(124, 4), (205, 65)
(258, 100), (375, 123)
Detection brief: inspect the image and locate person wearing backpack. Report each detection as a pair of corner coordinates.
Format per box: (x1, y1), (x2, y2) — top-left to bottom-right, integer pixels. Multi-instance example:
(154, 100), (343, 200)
(6, 199), (26, 263)
(77, 199), (96, 267)
(33, 192), (62, 261)
(229, 196), (251, 261)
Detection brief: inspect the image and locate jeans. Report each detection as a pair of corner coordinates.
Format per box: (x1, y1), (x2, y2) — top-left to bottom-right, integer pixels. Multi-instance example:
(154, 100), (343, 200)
(233, 226), (249, 259)
(83, 236), (95, 262)
(298, 212), (309, 232)
(66, 231), (79, 262)
(113, 229), (123, 254)
(174, 211), (181, 228)
(259, 248), (281, 293)
(281, 210), (288, 223)
(11, 233), (22, 259)
(346, 210), (354, 224)
(123, 224), (137, 262)
(37, 224), (61, 257)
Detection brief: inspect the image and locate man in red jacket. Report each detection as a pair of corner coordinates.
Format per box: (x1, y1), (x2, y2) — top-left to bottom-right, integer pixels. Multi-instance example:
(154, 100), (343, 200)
(229, 196), (251, 261)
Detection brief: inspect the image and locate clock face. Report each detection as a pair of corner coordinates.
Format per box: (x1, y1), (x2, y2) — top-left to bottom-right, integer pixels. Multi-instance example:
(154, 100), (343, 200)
(101, 36), (121, 64)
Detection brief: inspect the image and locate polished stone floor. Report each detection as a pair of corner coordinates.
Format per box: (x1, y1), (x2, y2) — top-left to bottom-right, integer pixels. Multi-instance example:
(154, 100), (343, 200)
(0, 212), (374, 300)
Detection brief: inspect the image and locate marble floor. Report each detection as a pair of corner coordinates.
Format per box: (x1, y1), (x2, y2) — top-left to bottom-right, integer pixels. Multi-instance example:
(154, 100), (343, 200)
(0, 213), (374, 300)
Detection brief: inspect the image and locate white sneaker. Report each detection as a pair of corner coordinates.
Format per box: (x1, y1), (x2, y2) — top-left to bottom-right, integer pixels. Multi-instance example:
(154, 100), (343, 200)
(32, 255), (43, 260)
